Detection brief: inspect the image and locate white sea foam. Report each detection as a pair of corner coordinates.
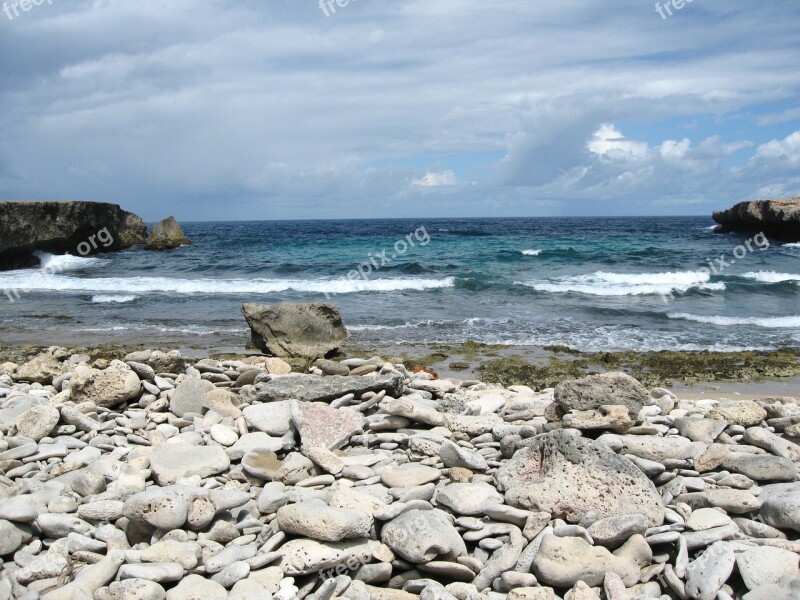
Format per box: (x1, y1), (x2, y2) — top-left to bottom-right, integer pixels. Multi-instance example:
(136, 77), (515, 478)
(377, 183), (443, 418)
(521, 249), (542, 256)
(33, 252), (105, 272)
(739, 271), (800, 283)
(668, 313), (800, 328)
(91, 295), (138, 304)
(516, 270), (723, 296)
(0, 274), (455, 295)
(782, 242), (800, 248)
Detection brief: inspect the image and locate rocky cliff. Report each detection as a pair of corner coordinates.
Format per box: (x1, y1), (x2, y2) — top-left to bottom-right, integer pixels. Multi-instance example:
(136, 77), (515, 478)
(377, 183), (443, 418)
(0, 201), (148, 271)
(713, 197), (800, 241)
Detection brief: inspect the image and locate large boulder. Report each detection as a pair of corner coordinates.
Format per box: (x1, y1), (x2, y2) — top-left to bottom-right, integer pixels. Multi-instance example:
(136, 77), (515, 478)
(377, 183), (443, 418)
(241, 302), (349, 359)
(495, 430), (664, 526)
(145, 216), (192, 251)
(554, 372), (648, 418)
(69, 361), (142, 408)
(0, 201), (147, 271)
(712, 197), (800, 242)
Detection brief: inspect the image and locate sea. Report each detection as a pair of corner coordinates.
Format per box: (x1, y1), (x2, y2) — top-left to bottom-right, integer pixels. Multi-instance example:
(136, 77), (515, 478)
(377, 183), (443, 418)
(1, 217), (799, 353)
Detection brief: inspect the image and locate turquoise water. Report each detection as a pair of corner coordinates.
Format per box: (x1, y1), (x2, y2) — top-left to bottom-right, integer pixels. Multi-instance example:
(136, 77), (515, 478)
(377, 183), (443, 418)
(1, 217), (799, 351)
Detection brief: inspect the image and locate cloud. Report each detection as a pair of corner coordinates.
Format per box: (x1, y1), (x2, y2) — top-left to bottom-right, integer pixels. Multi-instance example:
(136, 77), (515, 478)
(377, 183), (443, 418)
(0, 0), (798, 219)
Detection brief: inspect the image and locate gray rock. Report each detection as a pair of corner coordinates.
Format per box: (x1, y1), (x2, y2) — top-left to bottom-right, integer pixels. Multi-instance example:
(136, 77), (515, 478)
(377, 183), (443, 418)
(149, 442), (230, 485)
(277, 500), (372, 541)
(381, 509), (467, 563)
(555, 372), (649, 417)
(0, 519), (31, 555)
(69, 361), (141, 407)
(249, 373), (404, 404)
(0, 395), (48, 426)
(721, 452), (797, 481)
(98, 579), (166, 600)
(241, 301), (349, 359)
(166, 574), (228, 600)
(12, 404), (59, 441)
(242, 400), (294, 436)
(758, 482), (800, 532)
(674, 417), (728, 443)
(277, 538), (378, 576)
(435, 482), (503, 516)
(169, 379), (215, 417)
(438, 440), (488, 471)
(586, 514), (649, 548)
(496, 430), (664, 526)
(381, 463), (441, 488)
(736, 546), (800, 590)
(685, 542), (735, 600)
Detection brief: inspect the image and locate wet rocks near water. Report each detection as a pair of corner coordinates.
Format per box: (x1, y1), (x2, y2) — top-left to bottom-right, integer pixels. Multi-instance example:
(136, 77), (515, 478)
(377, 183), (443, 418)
(0, 353), (798, 600)
(144, 216), (192, 251)
(712, 197), (800, 242)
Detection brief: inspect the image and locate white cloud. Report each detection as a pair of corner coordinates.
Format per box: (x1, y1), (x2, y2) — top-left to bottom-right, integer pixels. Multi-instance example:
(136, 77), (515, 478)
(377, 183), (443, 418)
(412, 170), (457, 187)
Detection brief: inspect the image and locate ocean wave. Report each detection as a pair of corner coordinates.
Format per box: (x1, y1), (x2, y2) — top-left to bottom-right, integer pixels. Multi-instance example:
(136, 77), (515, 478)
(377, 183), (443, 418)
(521, 249), (542, 256)
(91, 295), (138, 304)
(668, 313), (800, 328)
(739, 271), (800, 283)
(516, 270), (723, 296)
(782, 242), (800, 248)
(33, 252), (105, 272)
(349, 317), (509, 332)
(0, 274), (456, 295)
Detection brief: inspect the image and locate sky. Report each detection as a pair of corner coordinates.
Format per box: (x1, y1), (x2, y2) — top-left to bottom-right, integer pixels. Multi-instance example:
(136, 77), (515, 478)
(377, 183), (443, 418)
(1, 0), (799, 222)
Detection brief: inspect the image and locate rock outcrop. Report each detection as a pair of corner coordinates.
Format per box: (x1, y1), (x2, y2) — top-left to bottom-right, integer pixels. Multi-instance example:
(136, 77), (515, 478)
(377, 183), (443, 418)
(241, 302), (350, 359)
(145, 216), (192, 250)
(0, 201), (147, 270)
(713, 197), (800, 241)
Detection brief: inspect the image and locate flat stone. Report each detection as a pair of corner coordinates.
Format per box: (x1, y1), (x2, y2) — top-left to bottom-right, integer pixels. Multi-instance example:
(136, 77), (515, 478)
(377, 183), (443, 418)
(166, 574), (227, 600)
(674, 417), (728, 443)
(685, 508), (732, 531)
(708, 401), (768, 427)
(586, 514), (649, 548)
(149, 442), (230, 485)
(676, 490), (762, 514)
(277, 500), (372, 541)
(169, 379), (215, 417)
(98, 579), (166, 600)
(685, 542), (735, 600)
(249, 373), (404, 403)
(242, 400), (294, 436)
(292, 401), (365, 451)
(381, 463), (441, 488)
(226, 432), (284, 461)
(721, 452), (797, 481)
(737, 546), (799, 590)
(277, 538), (379, 576)
(435, 482), (503, 516)
(497, 430), (664, 526)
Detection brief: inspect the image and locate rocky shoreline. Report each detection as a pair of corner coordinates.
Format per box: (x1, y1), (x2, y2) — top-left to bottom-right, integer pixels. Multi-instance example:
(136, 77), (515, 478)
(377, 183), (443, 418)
(713, 197), (800, 242)
(1, 347), (798, 600)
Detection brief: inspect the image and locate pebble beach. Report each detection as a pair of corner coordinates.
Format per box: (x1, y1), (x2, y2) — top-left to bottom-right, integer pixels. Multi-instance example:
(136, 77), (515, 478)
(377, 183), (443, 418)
(1, 346), (798, 600)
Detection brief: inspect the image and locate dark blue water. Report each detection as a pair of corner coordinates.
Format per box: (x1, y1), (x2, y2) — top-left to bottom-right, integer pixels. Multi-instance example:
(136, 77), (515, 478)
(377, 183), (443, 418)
(1, 217), (799, 351)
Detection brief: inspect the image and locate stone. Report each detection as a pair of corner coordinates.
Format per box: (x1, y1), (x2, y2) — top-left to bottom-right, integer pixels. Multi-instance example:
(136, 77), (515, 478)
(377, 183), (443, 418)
(292, 401), (365, 451)
(147, 350), (186, 374)
(98, 579), (166, 600)
(758, 482), (800, 532)
(243, 450), (314, 484)
(437, 440), (488, 471)
(202, 389), (241, 418)
(674, 417), (728, 443)
(250, 373), (404, 404)
(123, 485), (249, 530)
(145, 216), (192, 251)
(226, 432), (284, 460)
(277, 538), (378, 576)
(169, 379), (215, 417)
(381, 463), (441, 488)
(496, 430), (664, 526)
(736, 546), (799, 590)
(435, 482), (503, 516)
(242, 400), (294, 436)
(677, 490), (762, 514)
(685, 542), (735, 600)
(265, 357), (292, 375)
(242, 301), (350, 359)
(0, 519), (31, 555)
(532, 534), (642, 588)
(685, 508), (732, 531)
(149, 442), (230, 485)
(0, 394), (47, 426)
(744, 426), (800, 462)
(141, 540), (202, 571)
(166, 574), (227, 600)
(16, 346), (69, 384)
(721, 452), (797, 481)
(257, 481), (290, 513)
(307, 446), (345, 474)
(555, 372), (649, 417)
(708, 401), (768, 427)
(562, 405), (632, 432)
(277, 500), (372, 541)
(586, 514), (649, 548)
(315, 359), (351, 376)
(601, 434), (701, 462)
(13, 404), (60, 441)
(70, 360), (141, 407)
(381, 509), (467, 563)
